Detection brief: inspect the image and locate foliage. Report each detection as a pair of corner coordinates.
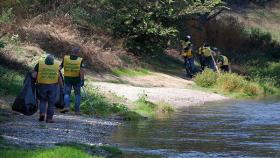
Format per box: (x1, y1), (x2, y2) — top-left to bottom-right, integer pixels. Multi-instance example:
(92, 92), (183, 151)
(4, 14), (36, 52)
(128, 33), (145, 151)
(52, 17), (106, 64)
(223, 0), (273, 6)
(80, 87), (143, 121)
(0, 41), (5, 48)
(216, 73), (262, 96)
(107, 0), (222, 54)
(194, 70), (266, 97)
(249, 61), (280, 87)
(0, 8), (14, 24)
(0, 66), (24, 95)
(194, 69), (218, 88)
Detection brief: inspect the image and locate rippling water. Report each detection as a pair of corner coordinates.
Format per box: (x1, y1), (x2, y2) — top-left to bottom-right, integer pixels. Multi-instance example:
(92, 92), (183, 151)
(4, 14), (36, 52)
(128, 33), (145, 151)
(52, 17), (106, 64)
(111, 98), (280, 158)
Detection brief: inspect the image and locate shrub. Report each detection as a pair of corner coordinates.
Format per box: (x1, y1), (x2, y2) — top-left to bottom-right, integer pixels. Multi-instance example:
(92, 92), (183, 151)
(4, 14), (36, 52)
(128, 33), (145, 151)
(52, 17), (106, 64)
(216, 73), (263, 96)
(194, 70), (265, 97)
(216, 73), (247, 92)
(194, 69), (218, 88)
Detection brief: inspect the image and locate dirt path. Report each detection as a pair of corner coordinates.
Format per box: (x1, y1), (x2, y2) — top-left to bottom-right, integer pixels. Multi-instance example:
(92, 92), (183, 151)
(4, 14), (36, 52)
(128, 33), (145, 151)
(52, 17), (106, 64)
(92, 82), (228, 108)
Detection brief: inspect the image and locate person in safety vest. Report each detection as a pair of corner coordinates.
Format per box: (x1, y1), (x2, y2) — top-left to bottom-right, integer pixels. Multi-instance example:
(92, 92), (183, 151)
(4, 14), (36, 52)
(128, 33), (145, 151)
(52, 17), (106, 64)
(215, 49), (230, 72)
(60, 47), (85, 115)
(180, 35), (195, 77)
(33, 54), (61, 123)
(197, 45), (206, 71)
(202, 43), (216, 71)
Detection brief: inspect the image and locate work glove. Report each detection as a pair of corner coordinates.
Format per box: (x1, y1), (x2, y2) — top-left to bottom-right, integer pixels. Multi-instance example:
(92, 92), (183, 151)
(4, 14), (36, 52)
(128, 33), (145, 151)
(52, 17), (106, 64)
(80, 79), (85, 87)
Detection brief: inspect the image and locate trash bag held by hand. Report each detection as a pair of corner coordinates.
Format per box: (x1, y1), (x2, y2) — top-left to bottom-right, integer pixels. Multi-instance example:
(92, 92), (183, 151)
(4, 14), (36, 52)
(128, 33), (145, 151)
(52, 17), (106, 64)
(55, 71), (65, 109)
(12, 72), (38, 116)
(55, 83), (65, 109)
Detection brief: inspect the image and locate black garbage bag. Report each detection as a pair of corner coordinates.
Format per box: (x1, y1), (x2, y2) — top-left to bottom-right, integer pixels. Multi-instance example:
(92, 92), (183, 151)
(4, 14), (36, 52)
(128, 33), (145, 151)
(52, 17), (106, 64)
(12, 72), (38, 116)
(55, 84), (64, 109)
(55, 71), (64, 109)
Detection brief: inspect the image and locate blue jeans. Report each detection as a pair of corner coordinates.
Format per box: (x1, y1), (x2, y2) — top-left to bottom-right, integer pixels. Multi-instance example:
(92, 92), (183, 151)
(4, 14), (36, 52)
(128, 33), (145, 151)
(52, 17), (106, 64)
(37, 84), (57, 119)
(184, 57), (195, 76)
(64, 83), (81, 112)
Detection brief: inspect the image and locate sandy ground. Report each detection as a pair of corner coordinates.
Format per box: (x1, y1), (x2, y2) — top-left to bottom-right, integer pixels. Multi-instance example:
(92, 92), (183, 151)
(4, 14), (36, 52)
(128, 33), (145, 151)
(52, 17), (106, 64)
(92, 82), (228, 108)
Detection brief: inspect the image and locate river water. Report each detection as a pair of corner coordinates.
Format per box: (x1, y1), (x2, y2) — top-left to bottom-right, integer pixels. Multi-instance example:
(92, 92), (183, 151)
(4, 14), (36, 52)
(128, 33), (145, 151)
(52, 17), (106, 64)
(111, 99), (280, 158)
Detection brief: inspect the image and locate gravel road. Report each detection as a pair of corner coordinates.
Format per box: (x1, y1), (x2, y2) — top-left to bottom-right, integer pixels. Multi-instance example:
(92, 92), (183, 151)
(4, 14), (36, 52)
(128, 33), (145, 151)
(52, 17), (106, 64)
(0, 112), (120, 148)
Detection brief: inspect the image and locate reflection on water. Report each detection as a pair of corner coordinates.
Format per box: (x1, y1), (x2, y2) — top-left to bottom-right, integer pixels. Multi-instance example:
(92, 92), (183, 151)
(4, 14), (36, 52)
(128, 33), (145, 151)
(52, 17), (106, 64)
(112, 99), (280, 158)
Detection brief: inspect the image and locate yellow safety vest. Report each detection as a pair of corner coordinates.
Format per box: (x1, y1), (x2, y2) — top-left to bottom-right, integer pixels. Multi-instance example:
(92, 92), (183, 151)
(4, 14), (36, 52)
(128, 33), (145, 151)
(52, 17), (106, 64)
(37, 60), (59, 84)
(202, 47), (211, 57)
(63, 55), (82, 77)
(221, 55), (229, 65)
(182, 49), (192, 58)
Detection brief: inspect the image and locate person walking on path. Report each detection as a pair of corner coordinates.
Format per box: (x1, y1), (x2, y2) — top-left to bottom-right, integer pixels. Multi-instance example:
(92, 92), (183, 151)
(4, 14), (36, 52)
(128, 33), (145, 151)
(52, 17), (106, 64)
(60, 48), (85, 115)
(33, 54), (61, 123)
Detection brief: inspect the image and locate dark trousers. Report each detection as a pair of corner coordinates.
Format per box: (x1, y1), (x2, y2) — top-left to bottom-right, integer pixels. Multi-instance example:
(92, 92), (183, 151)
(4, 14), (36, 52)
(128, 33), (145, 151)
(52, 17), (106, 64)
(37, 84), (58, 119)
(221, 65), (229, 72)
(198, 55), (206, 71)
(184, 57), (195, 76)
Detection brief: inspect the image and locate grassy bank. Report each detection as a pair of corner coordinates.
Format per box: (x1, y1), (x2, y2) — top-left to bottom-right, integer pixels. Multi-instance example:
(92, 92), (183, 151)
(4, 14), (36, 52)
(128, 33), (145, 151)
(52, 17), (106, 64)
(133, 93), (174, 118)
(194, 69), (279, 98)
(80, 87), (174, 120)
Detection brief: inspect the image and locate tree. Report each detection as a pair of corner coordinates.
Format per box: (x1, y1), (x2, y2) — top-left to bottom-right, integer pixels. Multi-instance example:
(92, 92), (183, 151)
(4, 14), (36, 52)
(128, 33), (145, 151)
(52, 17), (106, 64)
(107, 0), (223, 54)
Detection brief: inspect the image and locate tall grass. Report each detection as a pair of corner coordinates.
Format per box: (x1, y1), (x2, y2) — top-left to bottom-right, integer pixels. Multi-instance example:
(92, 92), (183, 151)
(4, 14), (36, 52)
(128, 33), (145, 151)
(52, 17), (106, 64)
(194, 70), (266, 97)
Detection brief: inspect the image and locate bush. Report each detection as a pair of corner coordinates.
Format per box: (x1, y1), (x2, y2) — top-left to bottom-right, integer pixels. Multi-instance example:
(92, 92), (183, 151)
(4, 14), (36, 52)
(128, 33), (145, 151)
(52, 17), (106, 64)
(249, 61), (280, 87)
(194, 69), (218, 88)
(216, 73), (247, 92)
(194, 71), (264, 97)
(216, 73), (262, 96)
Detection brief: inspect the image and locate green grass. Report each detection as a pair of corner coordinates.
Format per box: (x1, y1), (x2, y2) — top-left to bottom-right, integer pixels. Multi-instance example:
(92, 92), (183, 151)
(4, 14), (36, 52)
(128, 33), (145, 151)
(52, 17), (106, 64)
(0, 147), (102, 158)
(80, 86), (144, 121)
(56, 142), (123, 158)
(0, 141), (123, 158)
(134, 93), (174, 117)
(0, 66), (24, 96)
(111, 68), (150, 77)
